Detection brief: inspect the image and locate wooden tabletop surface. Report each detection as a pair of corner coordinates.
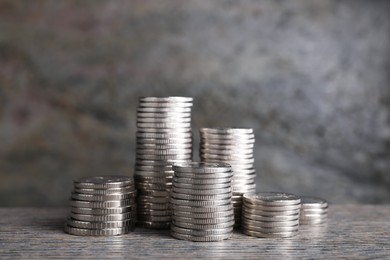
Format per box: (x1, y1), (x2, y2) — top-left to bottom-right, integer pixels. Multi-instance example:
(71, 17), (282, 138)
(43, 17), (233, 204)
(0, 205), (389, 259)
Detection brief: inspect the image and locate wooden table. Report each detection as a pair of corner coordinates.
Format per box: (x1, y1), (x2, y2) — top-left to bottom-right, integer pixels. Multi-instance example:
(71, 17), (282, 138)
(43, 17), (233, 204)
(0, 205), (389, 259)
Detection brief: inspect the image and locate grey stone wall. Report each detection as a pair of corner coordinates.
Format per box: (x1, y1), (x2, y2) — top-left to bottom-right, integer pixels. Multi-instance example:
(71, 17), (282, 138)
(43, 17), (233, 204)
(0, 0), (389, 206)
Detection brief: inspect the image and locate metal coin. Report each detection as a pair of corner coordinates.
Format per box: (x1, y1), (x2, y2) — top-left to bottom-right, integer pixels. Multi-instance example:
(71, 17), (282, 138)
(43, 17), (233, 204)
(170, 204), (233, 213)
(139, 96), (193, 103)
(242, 217), (300, 227)
(242, 206), (300, 217)
(200, 143), (254, 150)
(172, 215), (234, 225)
(173, 210), (233, 219)
(242, 224), (299, 233)
(70, 212), (136, 222)
(137, 143), (192, 149)
(242, 229), (299, 238)
(71, 192), (136, 202)
(136, 131), (192, 139)
(300, 196), (328, 209)
(64, 224), (132, 236)
(74, 176), (134, 189)
(171, 192), (232, 201)
(138, 209), (171, 216)
(69, 199), (136, 208)
(173, 172), (233, 179)
(243, 192), (301, 206)
(170, 198), (231, 207)
(137, 112), (192, 118)
(200, 128), (253, 135)
(171, 225), (233, 236)
(66, 218), (135, 229)
(173, 177), (231, 185)
(171, 231), (232, 242)
(172, 162), (232, 173)
(138, 203), (170, 210)
(73, 187), (135, 195)
(137, 149), (192, 155)
(172, 181), (230, 190)
(242, 203), (301, 212)
(70, 205), (136, 215)
(172, 220), (234, 230)
(242, 213), (299, 222)
(137, 154), (192, 160)
(171, 187), (232, 195)
(137, 107), (192, 113)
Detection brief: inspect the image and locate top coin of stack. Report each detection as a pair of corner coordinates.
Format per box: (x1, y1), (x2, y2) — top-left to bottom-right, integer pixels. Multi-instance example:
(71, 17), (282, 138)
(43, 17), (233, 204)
(135, 97), (193, 229)
(64, 176), (137, 236)
(242, 192), (301, 238)
(300, 196), (328, 225)
(199, 128), (256, 226)
(170, 162), (235, 242)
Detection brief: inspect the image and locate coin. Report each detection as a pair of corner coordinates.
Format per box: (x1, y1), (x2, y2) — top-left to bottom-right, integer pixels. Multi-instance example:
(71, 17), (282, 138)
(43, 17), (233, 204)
(173, 210), (233, 219)
(172, 162), (232, 173)
(242, 229), (298, 238)
(171, 187), (232, 195)
(66, 218), (135, 229)
(172, 219), (235, 230)
(70, 206), (136, 215)
(70, 212), (136, 222)
(170, 204), (233, 213)
(69, 199), (136, 208)
(171, 225), (233, 236)
(171, 231), (232, 242)
(71, 192), (136, 202)
(64, 225), (133, 236)
(74, 186), (135, 195)
(243, 192), (301, 206)
(139, 96), (193, 103)
(74, 176), (134, 189)
(170, 192), (232, 201)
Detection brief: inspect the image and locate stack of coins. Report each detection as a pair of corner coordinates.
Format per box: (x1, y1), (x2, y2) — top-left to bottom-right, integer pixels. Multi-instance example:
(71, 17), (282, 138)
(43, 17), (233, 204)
(135, 97), (193, 229)
(199, 128), (256, 226)
(170, 162), (235, 242)
(242, 192), (301, 238)
(64, 176), (137, 236)
(300, 196), (328, 225)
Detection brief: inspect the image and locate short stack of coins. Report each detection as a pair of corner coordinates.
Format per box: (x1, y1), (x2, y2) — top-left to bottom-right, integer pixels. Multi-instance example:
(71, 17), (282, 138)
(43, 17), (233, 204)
(199, 128), (256, 226)
(300, 197), (328, 225)
(135, 97), (193, 229)
(64, 176), (137, 236)
(242, 192), (301, 238)
(170, 162), (235, 242)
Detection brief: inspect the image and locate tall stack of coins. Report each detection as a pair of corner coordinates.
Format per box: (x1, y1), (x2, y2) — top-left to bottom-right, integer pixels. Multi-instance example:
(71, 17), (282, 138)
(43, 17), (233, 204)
(170, 162), (235, 242)
(199, 128), (256, 226)
(242, 192), (301, 238)
(300, 197), (328, 225)
(135, 97), (193, 229)
(64, 176), (137, 236)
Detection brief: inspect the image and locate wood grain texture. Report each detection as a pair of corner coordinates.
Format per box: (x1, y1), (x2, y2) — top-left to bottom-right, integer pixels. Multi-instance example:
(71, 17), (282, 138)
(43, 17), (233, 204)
(0, 205), (389, 259)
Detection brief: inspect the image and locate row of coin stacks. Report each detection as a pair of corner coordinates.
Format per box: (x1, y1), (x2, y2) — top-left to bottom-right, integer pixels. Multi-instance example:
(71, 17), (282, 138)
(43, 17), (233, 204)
(134, 97), (193, 229)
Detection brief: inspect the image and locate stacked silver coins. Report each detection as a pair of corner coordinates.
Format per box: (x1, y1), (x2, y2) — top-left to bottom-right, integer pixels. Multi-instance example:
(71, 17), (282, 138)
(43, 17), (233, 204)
(64, 176), (137, 236)
(242, 192), (301, 238)
(170, 162), (235, 242)
(135, 97), (193, 229)
(199, 128), (256, 226)
(300, 197), (328, 225)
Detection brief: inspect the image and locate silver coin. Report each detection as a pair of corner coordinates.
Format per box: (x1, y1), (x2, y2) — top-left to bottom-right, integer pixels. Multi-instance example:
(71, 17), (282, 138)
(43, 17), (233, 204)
(173, 177), (231, 185)
(242, 228), (298, 238)
(242, 203), (301, 212)
(137, 121), (192, 128)
(70, 205), (136, 215)
(70, 211), (136, 222)
(171, 225), (233, 236)
(171, 231), (232, 242)
(71, 192), (136, 202)
(137, 111), (192, 118)
(137, 154), (192, 160)
(134, 177), (173, 184)
(242, 213), (299, 222)
(172, 215), (234, 225)
(74, 187), (135, 195)
(173, 172), (233, 179)
(137, 143), (192, 149)
(135, 164), (173, 171)
(200, 128), (253, 135)
(172, 219), (235, 230)
(66, 218), (135, 229)
(243, 192), (301, 206)
(135, 160), (179, 167)
(171, 192), (232, 201)
(242, 206), (300, 217)
(137, 149), (192, 155)
(170, 204), (233, 213)
(138, 203), (170, 210)
(64, 224), (132, 236)
(137, 221), (170, 229)
(173, 210), (233, 219)
(171, 187), (232, 195)
(136, 131), (192, 139)
(301, 207), (328, 214)
(200, 133), (255, 140)
(232, 184), (256, 192)
(201, 157), (255, 164)
(172, 181), (231, 190)
(137, 117), (191, 123)
(136, 183), (172, 190)
(300, 196), (328, 209)
(300, 212), (328, 219)
(172, 162), (232, 173)
(139, 96), (193, 103)
(299, 219), (327, 225)
(170, 197), (231, 207)
(137, 106), (192, 113)
(138, 101), (193, 108)
(137, 128), (192, 134)
(200, 143), (254, 150)
(69, 199), (135, 208)
(242, 217), (300, 227)
(74, 176), (134, 189)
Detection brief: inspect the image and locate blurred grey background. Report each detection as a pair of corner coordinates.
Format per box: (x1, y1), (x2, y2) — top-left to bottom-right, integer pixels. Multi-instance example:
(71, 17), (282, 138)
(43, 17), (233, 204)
(0, 0), (389, 206)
